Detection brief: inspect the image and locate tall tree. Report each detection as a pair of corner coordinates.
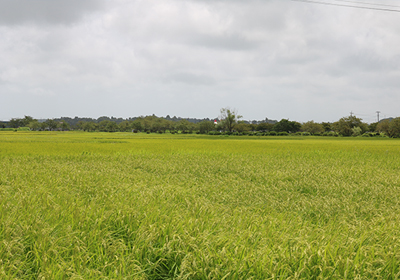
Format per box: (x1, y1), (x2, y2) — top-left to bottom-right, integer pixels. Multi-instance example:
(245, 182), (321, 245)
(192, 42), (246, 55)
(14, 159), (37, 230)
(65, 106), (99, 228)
(199, 120), (215, 134)
(27, 120), (40, 131)
(321, 122), (332, 132)
(60, 120), (70, 131)
(45, 119), (59, 131)
(377, 118), (400, 138)
(332, 116), (367, 136)
(301, 121), (324, 134)
(235, 122), (251, 133)
(273, 119), (301, 133)
(219, 107), (242, 132)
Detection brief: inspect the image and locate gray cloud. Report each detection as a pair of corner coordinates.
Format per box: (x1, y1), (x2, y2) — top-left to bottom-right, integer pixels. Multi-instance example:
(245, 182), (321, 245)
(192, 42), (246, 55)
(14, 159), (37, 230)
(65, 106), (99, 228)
(163, 72), (217, 85)
(1, 0), (400, 122)
(0, 0), (105, 25)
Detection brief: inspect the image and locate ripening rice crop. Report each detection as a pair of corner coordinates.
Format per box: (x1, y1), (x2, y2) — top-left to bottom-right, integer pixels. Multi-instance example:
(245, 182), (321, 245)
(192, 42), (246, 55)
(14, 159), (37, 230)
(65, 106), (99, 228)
(1, 131), (400, 279)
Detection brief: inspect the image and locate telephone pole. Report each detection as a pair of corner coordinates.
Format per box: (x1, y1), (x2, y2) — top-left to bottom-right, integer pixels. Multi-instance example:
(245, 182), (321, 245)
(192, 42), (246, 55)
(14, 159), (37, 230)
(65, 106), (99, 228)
(376, 111), (381, 123)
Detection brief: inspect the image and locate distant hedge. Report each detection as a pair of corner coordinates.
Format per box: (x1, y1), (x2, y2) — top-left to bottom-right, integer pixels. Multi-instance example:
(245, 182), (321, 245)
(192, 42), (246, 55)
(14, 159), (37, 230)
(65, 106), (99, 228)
(0, 127), (31, 131)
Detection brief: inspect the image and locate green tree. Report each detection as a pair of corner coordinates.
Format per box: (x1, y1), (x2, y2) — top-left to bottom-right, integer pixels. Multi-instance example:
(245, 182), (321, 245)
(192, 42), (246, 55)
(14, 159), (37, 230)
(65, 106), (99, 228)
(368, 122), (378, 132)
(199, 120), (215, 134)
(351, 126), (362, 136)
(132, 119), (144, 132)
(118, 121), (132, 132)
(76, 121), (85, 130)
(39, 122), (48, 131)
(60, 120), (70, 131)
(256, 123), (274, 132)
(82, 121), (97, 132)
(176, 120), (193, 133)
(106, 121), (118, 132)
(301, 121), (324, 134)
(142, 116), (158, 132)
(22, 116), (34, 126)
(388, 118), (400, 138)
(377, 118), (400, 138)
(219, 107), (242, 132)
(163, 119), (174, 133)
(9, 118), (24, 128)
(235, 122), (251, 133)
(332, 116), (367, 136)
(99, 120), (118, 132)
(45, 119), (59, 131)
(322, 122), (332, 132)
(376, 120), (389, 135)
(151, 118), (171, 133)
(273, 119), (301, 133)
(27, 120), (40, 131)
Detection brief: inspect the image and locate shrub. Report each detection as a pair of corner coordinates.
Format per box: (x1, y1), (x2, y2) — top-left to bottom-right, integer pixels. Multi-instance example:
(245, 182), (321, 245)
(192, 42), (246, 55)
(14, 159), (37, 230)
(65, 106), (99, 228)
(352, 126), (362, 137)
(328, 131), (338, 137)
(269, 131), (277, 136)
(278, 131), (289, 136)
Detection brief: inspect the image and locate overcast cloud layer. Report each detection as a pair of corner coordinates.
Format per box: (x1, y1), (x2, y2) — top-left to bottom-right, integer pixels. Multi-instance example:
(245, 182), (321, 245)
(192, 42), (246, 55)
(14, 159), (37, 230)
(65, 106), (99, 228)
(1, 0), (400, 123)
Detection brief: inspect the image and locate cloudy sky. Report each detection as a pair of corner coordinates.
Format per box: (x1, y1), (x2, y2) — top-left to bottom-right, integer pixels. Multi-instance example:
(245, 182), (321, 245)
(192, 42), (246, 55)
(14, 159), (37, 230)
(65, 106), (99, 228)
(1, 0), (400, 123)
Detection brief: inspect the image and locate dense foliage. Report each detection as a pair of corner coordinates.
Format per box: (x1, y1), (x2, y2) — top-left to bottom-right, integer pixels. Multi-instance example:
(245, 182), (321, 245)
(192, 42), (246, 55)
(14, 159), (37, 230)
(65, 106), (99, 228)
(2, 110), (400, 137)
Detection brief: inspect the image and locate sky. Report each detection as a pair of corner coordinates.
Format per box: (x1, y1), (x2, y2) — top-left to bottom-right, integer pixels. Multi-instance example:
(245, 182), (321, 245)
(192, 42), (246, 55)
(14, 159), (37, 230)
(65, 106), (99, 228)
(1, 0), (400, 123)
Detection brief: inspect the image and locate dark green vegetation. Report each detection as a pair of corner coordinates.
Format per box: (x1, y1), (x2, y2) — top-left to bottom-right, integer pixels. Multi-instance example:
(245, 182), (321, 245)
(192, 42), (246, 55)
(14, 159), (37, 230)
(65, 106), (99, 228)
(1, 132), (400, 279)
(2, 113), (400, 138)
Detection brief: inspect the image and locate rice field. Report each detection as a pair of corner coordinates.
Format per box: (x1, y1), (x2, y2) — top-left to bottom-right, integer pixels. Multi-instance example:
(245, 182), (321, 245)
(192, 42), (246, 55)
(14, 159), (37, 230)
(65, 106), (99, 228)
(1, 131), (400, 279)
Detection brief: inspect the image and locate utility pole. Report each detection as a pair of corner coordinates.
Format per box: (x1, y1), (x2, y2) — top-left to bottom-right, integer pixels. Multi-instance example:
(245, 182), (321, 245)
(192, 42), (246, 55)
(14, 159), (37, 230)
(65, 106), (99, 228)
(376, 111), (380, 123)
(350, 111), (353, 117)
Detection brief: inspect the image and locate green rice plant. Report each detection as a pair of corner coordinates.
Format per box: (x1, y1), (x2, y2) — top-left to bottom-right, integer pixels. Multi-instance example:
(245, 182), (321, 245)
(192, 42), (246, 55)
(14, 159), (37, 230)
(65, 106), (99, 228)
(0, 131), (400, 279)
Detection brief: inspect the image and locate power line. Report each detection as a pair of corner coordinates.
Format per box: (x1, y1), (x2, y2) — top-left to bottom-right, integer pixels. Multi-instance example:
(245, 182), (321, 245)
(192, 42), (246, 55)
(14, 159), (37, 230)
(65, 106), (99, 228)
(291, 0), (400, 12)
(331, 0), (400, 8)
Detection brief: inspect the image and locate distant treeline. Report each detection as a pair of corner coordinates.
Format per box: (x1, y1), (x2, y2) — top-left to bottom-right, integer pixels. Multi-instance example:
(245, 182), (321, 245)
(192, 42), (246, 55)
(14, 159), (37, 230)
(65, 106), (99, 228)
(56, 115), (276, 126)
(1, 114), (400, 138)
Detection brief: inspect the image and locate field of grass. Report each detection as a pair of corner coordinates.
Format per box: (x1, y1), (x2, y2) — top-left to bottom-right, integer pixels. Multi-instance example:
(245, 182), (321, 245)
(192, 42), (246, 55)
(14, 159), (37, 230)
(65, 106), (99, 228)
(1, 131), (400, 279)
